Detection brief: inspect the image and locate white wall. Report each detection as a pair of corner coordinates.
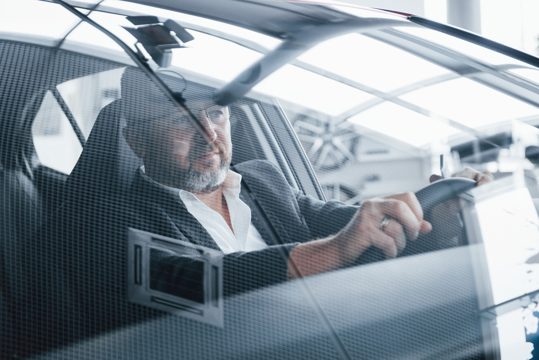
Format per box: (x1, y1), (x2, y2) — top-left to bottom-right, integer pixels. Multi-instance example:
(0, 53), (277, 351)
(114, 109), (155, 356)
(338, 0), (425, 16)
(345, 0), (539, 56)
(480, 0), (539, 56)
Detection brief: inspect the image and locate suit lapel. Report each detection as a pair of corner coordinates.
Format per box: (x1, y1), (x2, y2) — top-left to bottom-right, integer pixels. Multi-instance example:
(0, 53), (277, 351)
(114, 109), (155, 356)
(133, 164), (299, 250)
(163, 198), (220, 250)
(237, 173), (293, 246)
(133, 174), (220, 250)
(239, 185), (280, 246)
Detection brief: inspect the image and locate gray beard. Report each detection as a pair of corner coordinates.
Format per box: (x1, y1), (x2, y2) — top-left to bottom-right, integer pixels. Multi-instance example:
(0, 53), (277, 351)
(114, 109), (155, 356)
(180, 163), (229, 193)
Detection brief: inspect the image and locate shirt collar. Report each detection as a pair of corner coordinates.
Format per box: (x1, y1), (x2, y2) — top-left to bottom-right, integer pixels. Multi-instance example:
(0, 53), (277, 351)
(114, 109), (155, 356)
(221, 169), (242, 198)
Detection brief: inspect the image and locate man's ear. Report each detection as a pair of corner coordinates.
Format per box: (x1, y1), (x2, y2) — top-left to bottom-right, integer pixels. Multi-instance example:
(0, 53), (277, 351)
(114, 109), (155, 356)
(123, 126), (146, 159)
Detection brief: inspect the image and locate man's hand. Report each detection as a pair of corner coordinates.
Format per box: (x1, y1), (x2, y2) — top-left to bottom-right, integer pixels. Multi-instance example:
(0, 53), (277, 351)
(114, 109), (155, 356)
(288, 168), (492, 279)
(335, 192), (432, 262)
(288, 193), (432, 278)
(430, 167), (493, 186)
(426, 167), (492, 246)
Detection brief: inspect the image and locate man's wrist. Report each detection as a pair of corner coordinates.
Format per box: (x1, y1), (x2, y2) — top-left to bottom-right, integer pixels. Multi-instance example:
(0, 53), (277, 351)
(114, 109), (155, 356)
(331, 229), (369, 267)
(287, 237), (340, 278)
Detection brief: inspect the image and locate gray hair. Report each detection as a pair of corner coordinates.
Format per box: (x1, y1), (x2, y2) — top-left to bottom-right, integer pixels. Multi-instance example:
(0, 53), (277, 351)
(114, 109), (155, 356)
(120, 67), (217, 129)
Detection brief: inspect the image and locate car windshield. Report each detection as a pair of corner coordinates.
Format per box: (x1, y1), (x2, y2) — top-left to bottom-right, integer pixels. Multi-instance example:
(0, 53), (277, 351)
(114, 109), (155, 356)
(87, 0), (539, 187)
(3, 1), (539, 359)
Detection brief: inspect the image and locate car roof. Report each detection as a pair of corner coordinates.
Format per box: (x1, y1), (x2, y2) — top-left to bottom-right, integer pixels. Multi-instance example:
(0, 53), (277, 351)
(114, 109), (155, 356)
(13, 0), (539, 152)
(60, 0), (410, 105)
(118, 0), (409, 38)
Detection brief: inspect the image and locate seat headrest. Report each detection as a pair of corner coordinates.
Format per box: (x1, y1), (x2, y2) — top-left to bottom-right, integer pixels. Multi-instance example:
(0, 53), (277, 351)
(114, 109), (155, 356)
(66, 67), (223, 201)
(0, 89), (45, 174)
(65, 100), (142, 200)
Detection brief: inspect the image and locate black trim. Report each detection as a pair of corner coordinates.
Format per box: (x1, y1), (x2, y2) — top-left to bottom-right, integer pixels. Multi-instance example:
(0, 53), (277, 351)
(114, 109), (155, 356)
(151, 296), (204, 315)
(51, 88), (86, 145)
(410, 16), (539, 68)
(258, 103), (325, 200)
(211, 265), (219, 307)
(134, 245), (142, 285)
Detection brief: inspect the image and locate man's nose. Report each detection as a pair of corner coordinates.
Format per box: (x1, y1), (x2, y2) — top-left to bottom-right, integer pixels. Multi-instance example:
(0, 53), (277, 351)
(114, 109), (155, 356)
(199, 113), (218, 142)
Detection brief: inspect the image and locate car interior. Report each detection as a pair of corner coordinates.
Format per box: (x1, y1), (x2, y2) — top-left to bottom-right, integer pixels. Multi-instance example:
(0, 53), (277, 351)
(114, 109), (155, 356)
(0, 41), (120, 355)
(4, 1), (539, 359)
(0, 42), (318, 355)
(0, 39), (484, 360)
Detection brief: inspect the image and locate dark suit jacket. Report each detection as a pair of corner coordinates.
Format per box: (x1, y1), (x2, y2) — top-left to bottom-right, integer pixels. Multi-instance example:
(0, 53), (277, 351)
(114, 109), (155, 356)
(131, 160), (358, 296)
(33, 160), (357, 347)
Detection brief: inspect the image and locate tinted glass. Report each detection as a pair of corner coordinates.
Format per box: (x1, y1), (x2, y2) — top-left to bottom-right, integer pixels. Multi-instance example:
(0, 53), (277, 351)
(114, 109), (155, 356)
(3, 1), (539, 360)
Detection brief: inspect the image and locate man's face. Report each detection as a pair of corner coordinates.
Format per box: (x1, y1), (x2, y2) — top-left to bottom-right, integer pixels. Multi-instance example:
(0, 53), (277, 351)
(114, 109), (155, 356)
(132, 102), (233, 193)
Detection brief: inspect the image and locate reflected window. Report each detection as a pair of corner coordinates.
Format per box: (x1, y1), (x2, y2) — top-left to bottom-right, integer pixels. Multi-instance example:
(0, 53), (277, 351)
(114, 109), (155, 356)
(256, 64), (373, 116)
(0, 0), (80, 42)
(299, 32), (449, 92)
(348, 102), (462, 148)
(398, 27), (530, 67)
(32, 91), (83, 174)
(401, 78), (539, 128)
(168, 30), (263, 83)
(509, 68), (539, 87)
(57, 67), (124, 138)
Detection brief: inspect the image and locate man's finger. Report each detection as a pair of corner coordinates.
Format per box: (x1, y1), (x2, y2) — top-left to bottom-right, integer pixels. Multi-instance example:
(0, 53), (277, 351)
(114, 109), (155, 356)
(370, 229), (399, 259)
(420, 220), (432, 234)
(380, 218), (406, 253)
(453, 167), (493, 186)
(475, 171), (493, 186)
(380, 199), (421, 240)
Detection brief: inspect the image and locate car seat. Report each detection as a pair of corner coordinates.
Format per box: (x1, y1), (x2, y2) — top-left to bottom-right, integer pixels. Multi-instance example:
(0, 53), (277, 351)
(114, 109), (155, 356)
(37, 73), (262, 350)
(0, 91), (45, 357)
(33, 97), (157, 349)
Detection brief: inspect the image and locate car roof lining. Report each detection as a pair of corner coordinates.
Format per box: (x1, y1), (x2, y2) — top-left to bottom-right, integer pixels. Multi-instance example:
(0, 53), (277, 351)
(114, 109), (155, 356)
(64, 0), (539, 111)
(36, 0), (539, 151)
(213, 18), (412, 105)
(60, 0), (410, 105)
(120, 0), (365, 38)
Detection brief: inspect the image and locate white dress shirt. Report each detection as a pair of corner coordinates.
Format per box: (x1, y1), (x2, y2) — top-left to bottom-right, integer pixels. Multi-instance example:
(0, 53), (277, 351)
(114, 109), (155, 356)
(140, 168), (268, 254)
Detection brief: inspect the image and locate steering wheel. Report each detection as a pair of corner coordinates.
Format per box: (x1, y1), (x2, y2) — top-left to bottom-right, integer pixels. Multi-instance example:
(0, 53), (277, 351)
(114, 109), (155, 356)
(357, 177), (476, 265)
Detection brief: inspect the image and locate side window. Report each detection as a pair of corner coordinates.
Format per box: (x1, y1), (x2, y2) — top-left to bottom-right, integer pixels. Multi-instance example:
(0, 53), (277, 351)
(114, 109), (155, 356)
(32, 91), (83, 174)
(31, 68), (124, 174)
(57, 67), (123, 138)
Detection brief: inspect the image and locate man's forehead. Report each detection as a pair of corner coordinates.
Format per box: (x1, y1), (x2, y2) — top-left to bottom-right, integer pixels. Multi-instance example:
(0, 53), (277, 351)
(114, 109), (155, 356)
(174, 101), (227, 117)
(121, 67), (223, 125)
(180, 84), (221, 111)
(158, 102), (228, 122)
(184, 99), (218, 112)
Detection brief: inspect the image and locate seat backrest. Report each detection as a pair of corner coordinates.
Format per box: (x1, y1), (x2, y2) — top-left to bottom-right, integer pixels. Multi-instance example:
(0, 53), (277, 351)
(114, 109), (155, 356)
(0, 99), (142, 357)
(0, 85), (47, 356)
(0, 168), (44, 356)
(65, 99), (141, 202)
(0, 89), (69, 357)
